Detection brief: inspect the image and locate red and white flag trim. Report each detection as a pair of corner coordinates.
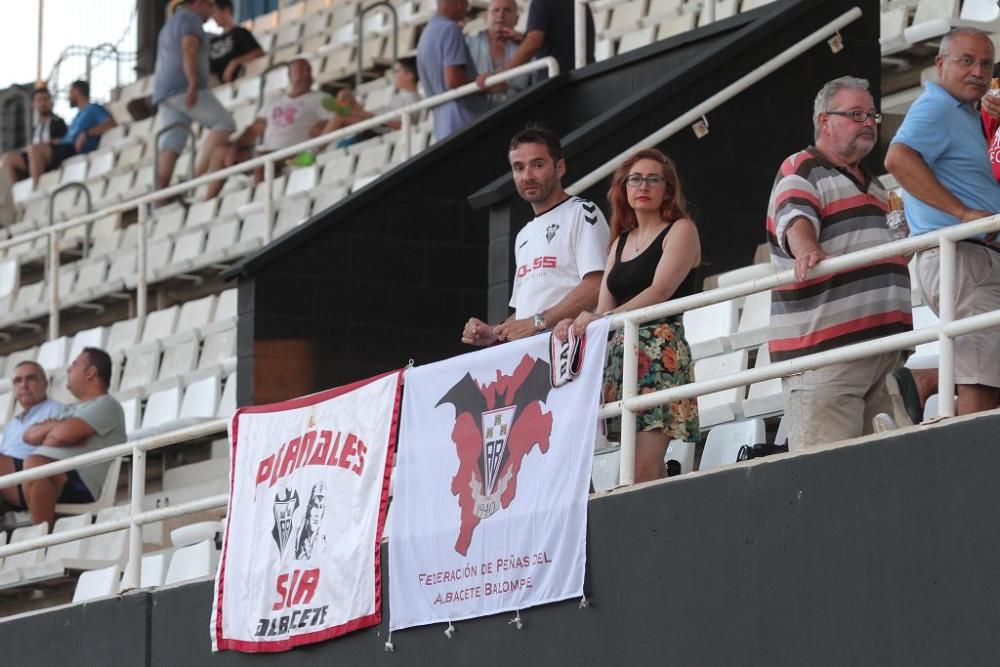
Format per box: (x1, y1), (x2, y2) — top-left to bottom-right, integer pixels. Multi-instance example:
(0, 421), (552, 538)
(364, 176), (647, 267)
(212, 370), (403, 653)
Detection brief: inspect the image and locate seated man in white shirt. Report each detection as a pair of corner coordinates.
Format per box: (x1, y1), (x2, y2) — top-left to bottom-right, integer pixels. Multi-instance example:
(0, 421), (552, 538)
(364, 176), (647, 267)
(462, 125), (610, 344)
(204, 58), (335, 199)
(0, 361), (64, 511)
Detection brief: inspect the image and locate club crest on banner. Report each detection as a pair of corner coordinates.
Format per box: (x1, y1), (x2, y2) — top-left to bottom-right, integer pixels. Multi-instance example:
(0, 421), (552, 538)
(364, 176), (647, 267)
(389, 319), (610, 632)
(271, 488), (300, 555)
(436, 355), (553, 556)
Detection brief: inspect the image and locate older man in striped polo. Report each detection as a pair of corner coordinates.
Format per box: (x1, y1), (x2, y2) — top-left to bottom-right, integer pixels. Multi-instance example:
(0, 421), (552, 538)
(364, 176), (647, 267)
(765, 76), (913, 451)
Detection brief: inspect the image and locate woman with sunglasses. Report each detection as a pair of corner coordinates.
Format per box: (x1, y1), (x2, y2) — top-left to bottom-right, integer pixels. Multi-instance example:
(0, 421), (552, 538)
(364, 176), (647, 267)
(554, 148), (701, 482)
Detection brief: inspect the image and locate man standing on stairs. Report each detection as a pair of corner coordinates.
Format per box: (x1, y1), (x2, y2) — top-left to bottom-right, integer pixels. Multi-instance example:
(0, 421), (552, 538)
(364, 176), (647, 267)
(0, 361), (64, 514)
(461, 125), (609, 345)
(417, 0), (489, 141)
(766, 76), (912, 452)
(153, 0), (236, 194)
(21, 348), (125, 527)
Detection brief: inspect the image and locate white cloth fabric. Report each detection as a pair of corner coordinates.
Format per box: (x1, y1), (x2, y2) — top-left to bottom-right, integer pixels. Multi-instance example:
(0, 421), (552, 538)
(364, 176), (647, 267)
(509, 196), (610, 319)
(259, 91), (333, 151)
(389, 318), (609, 631)
(212, 371), (402, 653)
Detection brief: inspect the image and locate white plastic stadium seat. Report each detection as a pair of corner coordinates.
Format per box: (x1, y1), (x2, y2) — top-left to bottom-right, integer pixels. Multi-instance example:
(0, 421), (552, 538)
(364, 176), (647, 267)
(163, 539), (220, 585)
(905, 304), (939, 370)
(0, 522), (50, 587)
(728, 290), (771, 350)
(694, 349), (748, 427)
(665, 439), (695, 474)
(741, 345), (784, 417)
(19, 513), (94, 581)
(698, 418), (765, 471)
(72, 564), (122, 603)
(54, 456), (123, 516)
(683, 300), (739, 359)
(37, 336), (70, 371)
(591, 447), (620, 492)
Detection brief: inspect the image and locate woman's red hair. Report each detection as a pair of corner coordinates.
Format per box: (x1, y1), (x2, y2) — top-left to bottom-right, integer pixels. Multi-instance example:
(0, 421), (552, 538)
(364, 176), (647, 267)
(606, 148), (689, 248)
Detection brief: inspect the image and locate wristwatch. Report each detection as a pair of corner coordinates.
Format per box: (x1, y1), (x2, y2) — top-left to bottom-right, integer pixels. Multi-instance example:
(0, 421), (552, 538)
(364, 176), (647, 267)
(533, 313), (547, 332)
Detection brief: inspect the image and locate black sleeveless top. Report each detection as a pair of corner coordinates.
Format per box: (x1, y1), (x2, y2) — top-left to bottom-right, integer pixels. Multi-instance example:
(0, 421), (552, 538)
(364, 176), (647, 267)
(606, 223), (698, 305)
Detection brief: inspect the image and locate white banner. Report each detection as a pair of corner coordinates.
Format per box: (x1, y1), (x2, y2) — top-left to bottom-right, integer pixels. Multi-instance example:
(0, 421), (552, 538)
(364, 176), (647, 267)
(212, 371), (402, 652)
(389, 319), (609, 631)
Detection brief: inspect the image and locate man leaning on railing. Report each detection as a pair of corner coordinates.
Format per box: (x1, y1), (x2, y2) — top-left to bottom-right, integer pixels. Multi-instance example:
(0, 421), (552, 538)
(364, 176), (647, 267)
(766, 76), (913, 451)
(20, 348), (125, 527)
(885, 27), (1000, 417)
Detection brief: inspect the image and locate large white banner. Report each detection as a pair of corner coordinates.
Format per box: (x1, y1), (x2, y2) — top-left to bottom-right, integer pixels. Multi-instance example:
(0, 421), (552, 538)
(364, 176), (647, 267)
(389, 320), (609, 631)
(212, 371), (402, 652)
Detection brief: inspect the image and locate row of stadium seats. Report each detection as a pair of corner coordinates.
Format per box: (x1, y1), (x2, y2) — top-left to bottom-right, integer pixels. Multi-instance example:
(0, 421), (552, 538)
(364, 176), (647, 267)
(0, 512), (221, 598)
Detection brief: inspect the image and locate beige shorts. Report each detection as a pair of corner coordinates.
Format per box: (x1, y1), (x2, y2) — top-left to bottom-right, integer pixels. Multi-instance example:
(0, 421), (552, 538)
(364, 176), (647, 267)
(781, 351), (903, 452)
(915, 243), (1000, 389)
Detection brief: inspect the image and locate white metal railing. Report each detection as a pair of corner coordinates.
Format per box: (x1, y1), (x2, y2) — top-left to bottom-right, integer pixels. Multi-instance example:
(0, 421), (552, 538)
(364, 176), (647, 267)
(600, 216), (1000, 485)
(0, 419), (228, 590)
(567, 6), (863, 195)
(1, 57), (560, 341)
(2, 217), (997, 589)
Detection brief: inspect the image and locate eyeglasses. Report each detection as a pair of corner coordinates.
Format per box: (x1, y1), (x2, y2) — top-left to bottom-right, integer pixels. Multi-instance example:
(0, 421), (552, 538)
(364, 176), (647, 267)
(825, 110), (883, 124)
(625, 174), (666, 187)
(942, 54), (994, 70)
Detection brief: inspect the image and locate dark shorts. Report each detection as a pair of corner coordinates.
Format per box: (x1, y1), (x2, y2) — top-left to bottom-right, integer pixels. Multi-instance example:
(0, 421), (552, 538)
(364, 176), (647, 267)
(49, 143), (77, 170)
(9, 457), (27, 509)
(5, 458), (93, 508)
(59, 468), (94, 504)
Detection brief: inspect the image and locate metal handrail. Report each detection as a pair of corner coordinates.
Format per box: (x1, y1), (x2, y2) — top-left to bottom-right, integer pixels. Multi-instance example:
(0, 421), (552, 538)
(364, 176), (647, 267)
(0, 418), (229, 590)
(567, 6), (863, 195)
(46, 182), (92, 339)
(598, 213), (1000, 486)
(355, 1), (399, 89)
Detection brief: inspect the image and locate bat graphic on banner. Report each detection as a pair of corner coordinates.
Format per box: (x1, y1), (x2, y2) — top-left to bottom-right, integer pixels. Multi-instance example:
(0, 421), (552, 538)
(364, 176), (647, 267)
(436, 355), (554, 555)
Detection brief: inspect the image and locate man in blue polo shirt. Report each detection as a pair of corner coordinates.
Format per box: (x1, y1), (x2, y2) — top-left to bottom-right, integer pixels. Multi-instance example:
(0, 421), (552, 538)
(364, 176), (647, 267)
(885, 26), (1000, 416)
(0, 361), (63, 511)
(25, 80), (115, 187)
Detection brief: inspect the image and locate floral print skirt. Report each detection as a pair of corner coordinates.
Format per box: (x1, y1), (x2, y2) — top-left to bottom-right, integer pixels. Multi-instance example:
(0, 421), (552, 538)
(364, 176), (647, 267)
(603, 316), (700, 442)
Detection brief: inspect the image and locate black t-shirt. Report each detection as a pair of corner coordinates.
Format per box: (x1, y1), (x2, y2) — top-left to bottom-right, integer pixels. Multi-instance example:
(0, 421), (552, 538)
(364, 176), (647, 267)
(525, 0), (595, 76)
(209, 27), (262, 79)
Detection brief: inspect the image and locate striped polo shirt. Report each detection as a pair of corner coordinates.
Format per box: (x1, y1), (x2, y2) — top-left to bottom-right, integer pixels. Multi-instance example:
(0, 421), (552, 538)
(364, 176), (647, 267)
(766, 147), (912, 362)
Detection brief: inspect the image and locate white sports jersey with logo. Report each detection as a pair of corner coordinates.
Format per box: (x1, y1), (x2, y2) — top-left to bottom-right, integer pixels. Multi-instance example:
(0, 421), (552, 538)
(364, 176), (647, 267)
(509, 196), (610, 319)
(259, 91), (333, 151)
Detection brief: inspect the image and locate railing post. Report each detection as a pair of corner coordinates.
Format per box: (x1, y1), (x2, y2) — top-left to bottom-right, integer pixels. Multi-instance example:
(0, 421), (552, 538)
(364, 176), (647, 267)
(263, 159), (274, 244)
(137, 202), (148, 333)
(400, 111), (412, 161)
(574, 0), (587, 70)
(123, 445), (146, 591)
(619, 320), (639, 486)
(937, 237), (956, 417)
(48, 231), (59, 340)
(703, 0), (716, 24)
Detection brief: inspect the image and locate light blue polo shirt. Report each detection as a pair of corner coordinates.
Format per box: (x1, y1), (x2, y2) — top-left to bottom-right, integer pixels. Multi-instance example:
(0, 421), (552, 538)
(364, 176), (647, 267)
(0, 397), (64, 460)
(890, 82), (1000, 238)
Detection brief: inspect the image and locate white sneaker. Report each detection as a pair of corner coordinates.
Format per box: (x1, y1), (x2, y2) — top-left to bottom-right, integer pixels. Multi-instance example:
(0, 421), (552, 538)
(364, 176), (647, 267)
(872, 413), (899, 433)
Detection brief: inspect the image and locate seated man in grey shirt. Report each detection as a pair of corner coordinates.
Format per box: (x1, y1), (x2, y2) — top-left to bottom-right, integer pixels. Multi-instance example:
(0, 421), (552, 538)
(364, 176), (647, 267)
(22, 347), (125, 526)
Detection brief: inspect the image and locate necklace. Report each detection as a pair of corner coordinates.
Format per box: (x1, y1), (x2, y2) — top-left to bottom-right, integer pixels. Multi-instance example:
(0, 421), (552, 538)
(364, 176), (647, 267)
(631, 226), (659, 257)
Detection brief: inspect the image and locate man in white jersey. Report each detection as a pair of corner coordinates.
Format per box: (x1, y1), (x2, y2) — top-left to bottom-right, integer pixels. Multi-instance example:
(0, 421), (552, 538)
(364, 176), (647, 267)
(462, 125), (609, 344)
(204, 58), (334, 198)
